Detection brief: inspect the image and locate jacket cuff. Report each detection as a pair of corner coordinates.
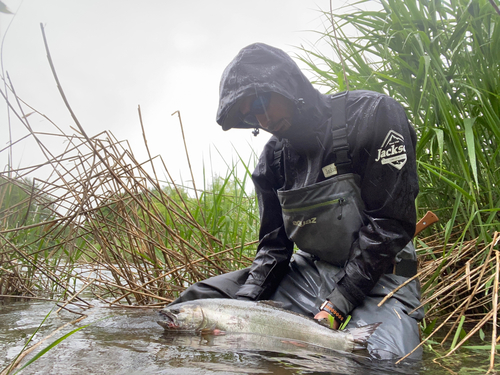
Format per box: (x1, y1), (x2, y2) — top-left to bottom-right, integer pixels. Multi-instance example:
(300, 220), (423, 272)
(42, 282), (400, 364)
(326, 288), (355, 316)
(235, 283), (263, 300)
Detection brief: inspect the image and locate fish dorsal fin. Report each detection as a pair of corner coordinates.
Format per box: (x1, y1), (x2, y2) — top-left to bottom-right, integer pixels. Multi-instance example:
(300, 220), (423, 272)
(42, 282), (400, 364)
(257, 300), (284, 309)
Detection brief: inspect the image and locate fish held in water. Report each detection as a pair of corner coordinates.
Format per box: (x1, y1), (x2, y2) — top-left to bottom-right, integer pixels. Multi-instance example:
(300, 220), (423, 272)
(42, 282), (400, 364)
(158, 298), (380, 353)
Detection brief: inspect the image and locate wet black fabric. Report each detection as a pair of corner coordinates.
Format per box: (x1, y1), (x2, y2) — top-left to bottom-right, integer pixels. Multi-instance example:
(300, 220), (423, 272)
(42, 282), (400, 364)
(215, 43), (419, 314)
(278, 173), (366, 266)
(171, 42), (422, 359)
(268, 250), (423, 360)
(170, 249), (424, 359)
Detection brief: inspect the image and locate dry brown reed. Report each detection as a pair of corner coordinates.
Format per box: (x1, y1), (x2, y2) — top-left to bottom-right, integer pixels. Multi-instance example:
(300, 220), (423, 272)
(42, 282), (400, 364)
(0, 23), (498, 364)
(2, 25), (256, 308)
(0, 126), (255, 308)
(396, 231), (499, 364)
(1, 120), (497, 361)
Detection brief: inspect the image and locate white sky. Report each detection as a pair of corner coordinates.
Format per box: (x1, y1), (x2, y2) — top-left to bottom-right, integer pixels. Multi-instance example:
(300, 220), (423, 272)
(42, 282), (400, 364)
(0, 0), (337, 192)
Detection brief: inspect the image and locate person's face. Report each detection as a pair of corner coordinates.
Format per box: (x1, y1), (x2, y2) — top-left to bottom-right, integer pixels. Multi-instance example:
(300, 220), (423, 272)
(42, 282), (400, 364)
(239, 92), (294, 135)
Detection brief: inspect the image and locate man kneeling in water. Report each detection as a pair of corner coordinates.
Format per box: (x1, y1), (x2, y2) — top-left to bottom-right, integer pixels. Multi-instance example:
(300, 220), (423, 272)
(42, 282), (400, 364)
(171, 43), (423, 360)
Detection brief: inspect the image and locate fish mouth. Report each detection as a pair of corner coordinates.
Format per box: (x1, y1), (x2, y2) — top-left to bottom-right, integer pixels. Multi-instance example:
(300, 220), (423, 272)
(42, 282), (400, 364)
(157, 305), (206, 332)
(157, 309), (181, 330)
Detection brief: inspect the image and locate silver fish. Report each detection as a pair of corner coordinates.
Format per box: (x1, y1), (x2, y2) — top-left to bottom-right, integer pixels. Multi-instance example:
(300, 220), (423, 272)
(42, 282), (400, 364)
(158, 298), (380, 353)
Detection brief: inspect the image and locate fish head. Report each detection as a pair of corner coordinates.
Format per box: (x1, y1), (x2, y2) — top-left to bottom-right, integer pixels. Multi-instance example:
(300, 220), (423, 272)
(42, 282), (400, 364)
(158, 302), (205, 332)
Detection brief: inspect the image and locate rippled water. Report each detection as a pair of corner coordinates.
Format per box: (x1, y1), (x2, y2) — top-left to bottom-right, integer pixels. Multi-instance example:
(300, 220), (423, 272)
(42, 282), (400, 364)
(0, 298), (496, 374)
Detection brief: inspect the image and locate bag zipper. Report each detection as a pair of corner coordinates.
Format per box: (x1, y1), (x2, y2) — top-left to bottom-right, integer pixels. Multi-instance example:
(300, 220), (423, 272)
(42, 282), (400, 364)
(337, 197), (345, 220)
(282, 197), (346, 214)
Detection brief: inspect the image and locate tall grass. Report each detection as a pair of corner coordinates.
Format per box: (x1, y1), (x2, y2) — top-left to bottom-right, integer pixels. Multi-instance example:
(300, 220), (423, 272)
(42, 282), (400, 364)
(1, 23), (260, 307)
(0, 6), (499, 365)
(299, 0), (500, 243)
(0, 131), (258, 305)
(298, 0), (500, 364)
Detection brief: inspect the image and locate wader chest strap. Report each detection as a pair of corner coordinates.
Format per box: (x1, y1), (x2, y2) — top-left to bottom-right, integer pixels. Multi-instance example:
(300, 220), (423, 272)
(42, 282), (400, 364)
(330, 92), (351, 174)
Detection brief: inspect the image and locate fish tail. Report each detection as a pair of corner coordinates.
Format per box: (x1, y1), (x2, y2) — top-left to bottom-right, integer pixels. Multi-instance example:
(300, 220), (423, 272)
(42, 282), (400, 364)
(349, 322), (382, 350)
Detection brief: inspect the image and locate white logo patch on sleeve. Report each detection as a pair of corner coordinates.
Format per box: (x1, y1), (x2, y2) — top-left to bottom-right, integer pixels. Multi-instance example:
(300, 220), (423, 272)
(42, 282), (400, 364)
(374, 130), (407, 170)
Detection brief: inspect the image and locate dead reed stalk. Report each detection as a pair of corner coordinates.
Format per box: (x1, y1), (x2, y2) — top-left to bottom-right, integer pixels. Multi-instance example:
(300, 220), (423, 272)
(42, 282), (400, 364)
(0, 26), (497, 362)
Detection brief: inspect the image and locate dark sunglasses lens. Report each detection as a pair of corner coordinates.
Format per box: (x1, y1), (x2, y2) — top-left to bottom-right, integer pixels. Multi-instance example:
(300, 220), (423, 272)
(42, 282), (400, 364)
(250, 92), (271, 114)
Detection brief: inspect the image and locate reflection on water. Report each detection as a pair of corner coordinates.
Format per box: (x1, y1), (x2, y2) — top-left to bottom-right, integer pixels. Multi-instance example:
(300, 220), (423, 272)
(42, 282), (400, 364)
(0, 298), (495, 375)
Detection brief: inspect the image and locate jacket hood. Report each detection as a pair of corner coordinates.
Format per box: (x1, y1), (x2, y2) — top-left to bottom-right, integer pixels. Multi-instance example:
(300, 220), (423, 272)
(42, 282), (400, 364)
(216, 43), (328, 131)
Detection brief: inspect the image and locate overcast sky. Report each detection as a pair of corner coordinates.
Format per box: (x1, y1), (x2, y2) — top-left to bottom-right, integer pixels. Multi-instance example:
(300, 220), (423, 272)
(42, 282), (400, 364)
(0, 0), (338, 191)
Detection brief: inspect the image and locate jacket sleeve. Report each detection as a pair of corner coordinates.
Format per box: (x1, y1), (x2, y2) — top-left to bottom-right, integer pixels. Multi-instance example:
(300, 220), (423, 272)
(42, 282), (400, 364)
(235, 138), (294, 300)
(327, 93), (419, 315)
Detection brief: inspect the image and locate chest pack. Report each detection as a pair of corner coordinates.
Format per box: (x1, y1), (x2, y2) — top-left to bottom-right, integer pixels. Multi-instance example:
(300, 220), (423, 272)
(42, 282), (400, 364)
(276, 92), (367, 266)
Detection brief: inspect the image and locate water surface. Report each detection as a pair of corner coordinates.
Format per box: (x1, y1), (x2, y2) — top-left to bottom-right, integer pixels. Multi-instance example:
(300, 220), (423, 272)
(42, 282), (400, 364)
(0, 299), (495, 374)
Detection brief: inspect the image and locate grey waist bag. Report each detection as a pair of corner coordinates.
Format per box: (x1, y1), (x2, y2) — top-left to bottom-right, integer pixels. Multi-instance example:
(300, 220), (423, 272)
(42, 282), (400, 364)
(277, 173), (366, 266)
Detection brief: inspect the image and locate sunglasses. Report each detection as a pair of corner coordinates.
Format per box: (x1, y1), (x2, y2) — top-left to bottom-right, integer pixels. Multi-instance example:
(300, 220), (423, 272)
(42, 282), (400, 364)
(241, 92), (271, 127)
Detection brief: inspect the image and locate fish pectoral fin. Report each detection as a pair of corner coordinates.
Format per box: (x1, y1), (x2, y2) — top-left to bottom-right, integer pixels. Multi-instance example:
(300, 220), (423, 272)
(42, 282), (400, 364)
(199, 326), (226, 336)
(257, 300), (284, 309)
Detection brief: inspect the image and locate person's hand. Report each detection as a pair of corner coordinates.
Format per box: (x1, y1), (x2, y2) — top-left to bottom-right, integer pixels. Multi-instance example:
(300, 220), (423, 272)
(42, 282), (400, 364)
(314, 310), (340, 330)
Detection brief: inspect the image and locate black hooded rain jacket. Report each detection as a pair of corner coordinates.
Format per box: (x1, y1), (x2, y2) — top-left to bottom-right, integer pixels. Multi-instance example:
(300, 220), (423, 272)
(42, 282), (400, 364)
(216, 43), (419, 317)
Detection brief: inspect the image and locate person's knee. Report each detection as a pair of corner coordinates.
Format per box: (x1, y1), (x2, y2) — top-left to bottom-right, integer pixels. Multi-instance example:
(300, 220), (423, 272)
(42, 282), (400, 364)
(368, 345), (422, 360)
(362, 318), (422, 360)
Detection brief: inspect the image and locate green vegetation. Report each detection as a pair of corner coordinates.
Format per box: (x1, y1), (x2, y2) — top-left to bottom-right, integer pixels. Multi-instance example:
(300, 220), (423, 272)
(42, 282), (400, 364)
(298, 0), (499, 365)
(0, 0), (499, 370)
(0, 146), (259, 304)
(0, 177), (54, 229)
(300, 0), (499, 242)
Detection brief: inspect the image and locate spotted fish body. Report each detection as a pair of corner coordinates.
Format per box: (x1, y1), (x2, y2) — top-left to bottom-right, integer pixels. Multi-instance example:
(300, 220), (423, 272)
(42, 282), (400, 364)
(158, 298), (380, 353)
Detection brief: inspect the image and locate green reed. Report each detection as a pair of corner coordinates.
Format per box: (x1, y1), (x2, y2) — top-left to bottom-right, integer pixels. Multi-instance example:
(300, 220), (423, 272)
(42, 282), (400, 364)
(297, 0), (500, 362)
(299, 0), (500, 243)
(1, 7), (499, 365)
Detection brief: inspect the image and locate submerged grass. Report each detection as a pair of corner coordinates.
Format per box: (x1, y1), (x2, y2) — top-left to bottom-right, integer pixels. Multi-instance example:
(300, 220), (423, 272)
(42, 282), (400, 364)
(0, 302), (89, 375)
